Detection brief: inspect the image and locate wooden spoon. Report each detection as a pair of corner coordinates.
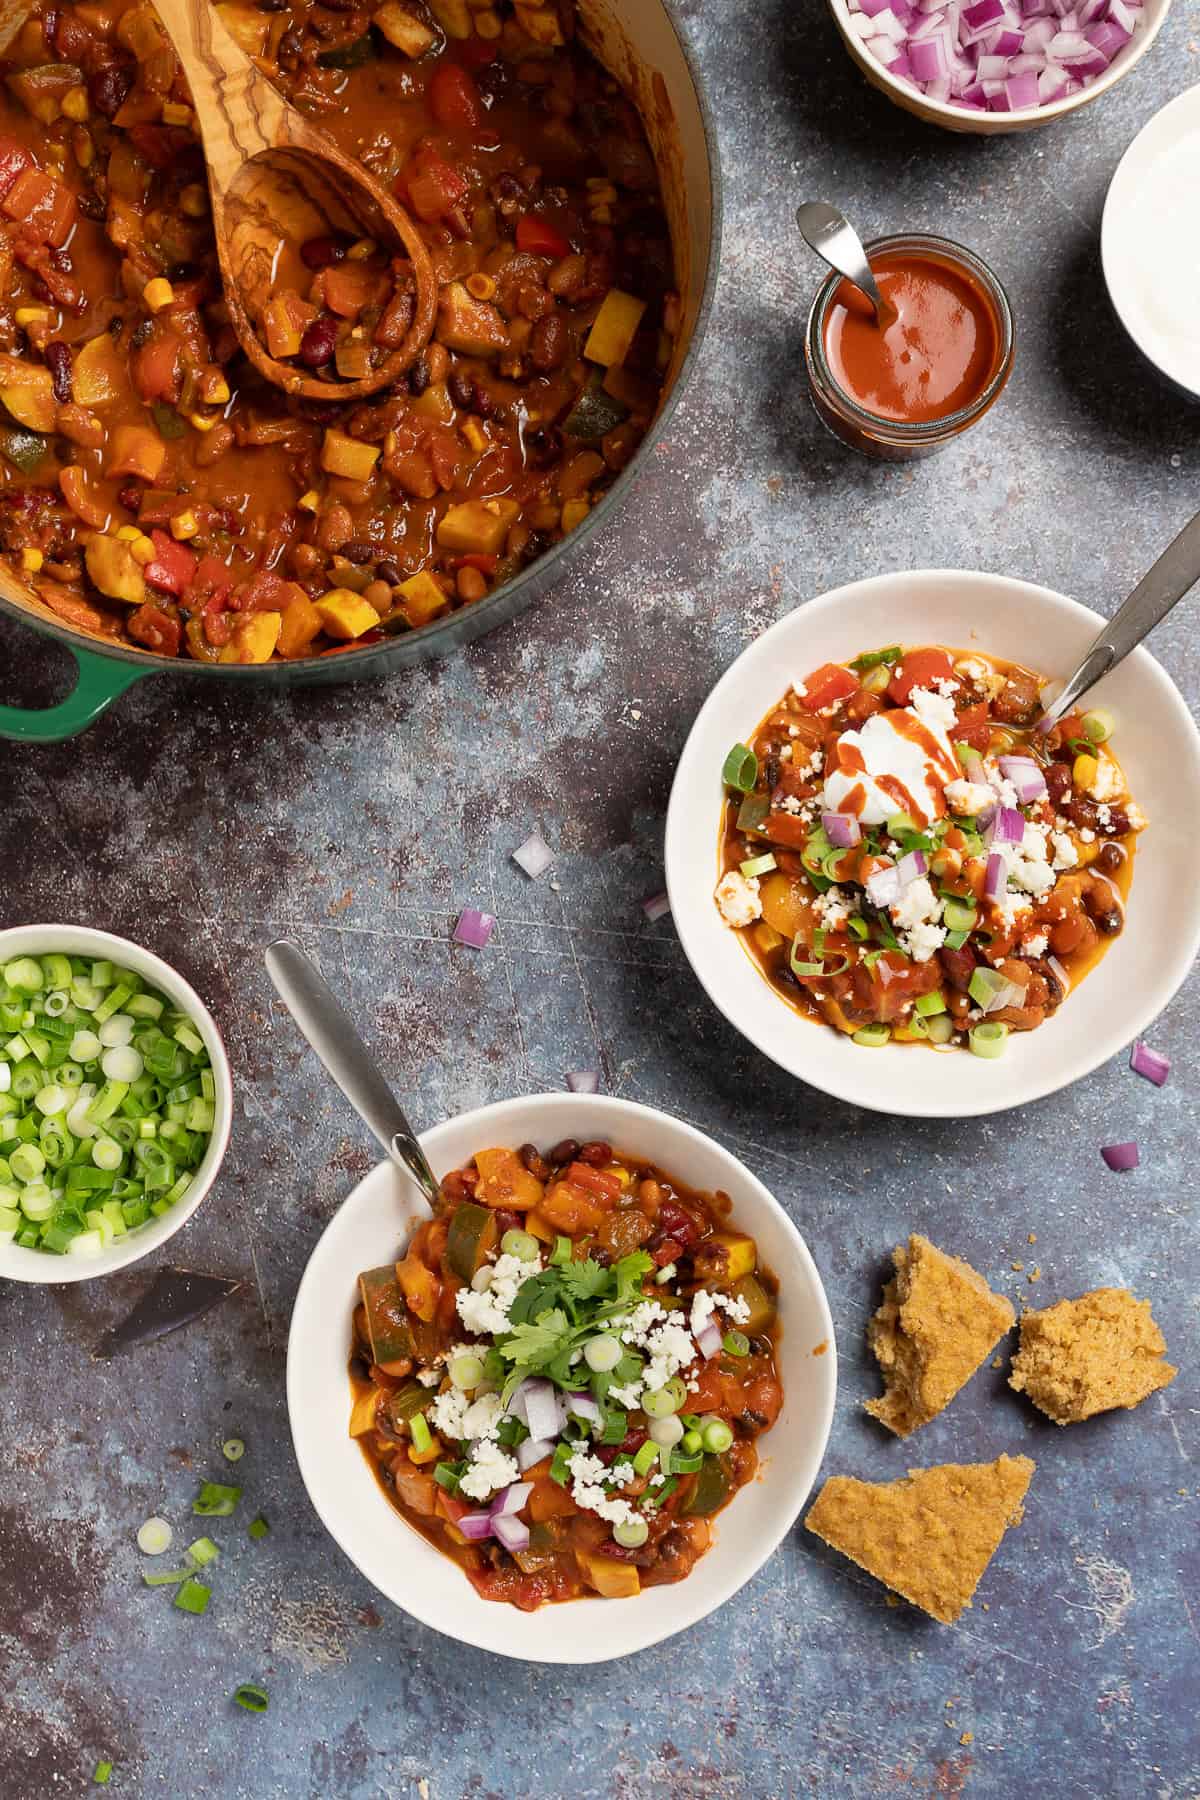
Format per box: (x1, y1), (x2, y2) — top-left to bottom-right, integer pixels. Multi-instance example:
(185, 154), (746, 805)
(153, 0), (436, 402)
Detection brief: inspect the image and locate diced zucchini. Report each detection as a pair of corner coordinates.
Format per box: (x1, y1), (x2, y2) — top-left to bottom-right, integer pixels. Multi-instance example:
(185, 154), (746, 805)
(680, 1453), (733, 1517)
(729, 1272), (775, 1335)
(317, 34), (375, 68)
(435, 498), (519, 556)
(358, 1265), (415, 1366)
(445, 1201), (499, 1282)
(0, 423), (47, 473)
(562, 375), (628, 444)
(584, 290), (646, 368)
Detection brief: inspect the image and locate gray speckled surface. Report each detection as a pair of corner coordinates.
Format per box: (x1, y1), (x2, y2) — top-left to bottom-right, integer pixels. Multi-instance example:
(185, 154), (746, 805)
(2, 3), (1199, 1796)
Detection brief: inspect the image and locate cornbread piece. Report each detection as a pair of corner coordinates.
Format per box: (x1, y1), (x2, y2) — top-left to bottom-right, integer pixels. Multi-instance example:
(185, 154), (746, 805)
(806, 1456), (1035, 1624)
(1009, 1287), (1177, 1425)
(865, 1234), (1016, 1437)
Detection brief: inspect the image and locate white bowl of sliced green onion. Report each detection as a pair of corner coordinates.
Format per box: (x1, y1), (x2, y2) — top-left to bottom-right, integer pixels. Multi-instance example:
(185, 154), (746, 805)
(0, 925), (232, 1282)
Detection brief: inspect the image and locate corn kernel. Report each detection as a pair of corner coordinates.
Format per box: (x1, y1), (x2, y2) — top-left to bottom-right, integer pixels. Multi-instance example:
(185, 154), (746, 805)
(186, 411), (218, 432)
(20, 547), (43, 573)
(15, 306), (52, 326)
(180, 184), (208, 218)
(297, 489), (320, 512)
(561, 499), (589, 532)
(72, 127), (94, 169)
(116, 524), (142, 542)
(1073, 753), (1099, 791)
(346, 238), (377, 261)
(130, 535), (156, 565)
(161, 101), (192, 126)
(143, 277), (175, 313)
(475, 9), (501, 36)
(61, 85), (89, 122)
(171, 511), (199, 540)
(461, 417), (487, 452)
(201, 371), (230, 405)
(465, 272), (496, 301)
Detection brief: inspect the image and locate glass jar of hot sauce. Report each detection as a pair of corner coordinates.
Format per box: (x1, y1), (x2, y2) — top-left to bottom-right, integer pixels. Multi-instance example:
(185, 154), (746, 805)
(803, 233), (1015, 462)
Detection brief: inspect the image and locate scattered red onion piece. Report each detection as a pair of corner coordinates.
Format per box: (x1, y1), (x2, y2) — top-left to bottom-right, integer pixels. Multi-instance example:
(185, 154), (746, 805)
(492, 1512), (531, 1554)
(823, 811), (862, 849)
(516, 1436), (557, 1473)
(865, 864), (901, 908)
(984, 851), (1006, 900)
(896, 848), (927, 887)
(696, 1321), (724, 1360)
(521, 1377), (562, 1444)
(457, 1510), (495, 1542)
(988, 806), (1025, 846)
(564, 1392), (603, 1426)
(1101, 1141), (1139, 1172)
(844, 0), (1144, 115)
(489, 1481), (533, 1518)
(1129, 1041), (1170, 1087)
(998, 755), (1048, 802)
(511, 832), (556, 880)
(566, 1070), (600, 1095)
(453, 908), (495, 949)
(642, 891), (671, 923)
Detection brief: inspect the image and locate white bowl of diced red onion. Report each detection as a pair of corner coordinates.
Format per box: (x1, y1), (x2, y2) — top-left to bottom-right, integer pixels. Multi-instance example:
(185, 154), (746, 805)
(829, 0), (1169, 131)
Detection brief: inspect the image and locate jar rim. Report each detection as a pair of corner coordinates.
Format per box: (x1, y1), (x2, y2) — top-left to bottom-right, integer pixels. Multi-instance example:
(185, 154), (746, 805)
(804, 232), (1015, 442)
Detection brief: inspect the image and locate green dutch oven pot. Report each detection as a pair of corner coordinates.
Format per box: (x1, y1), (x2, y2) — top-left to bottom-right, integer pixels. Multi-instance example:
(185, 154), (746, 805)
(0, 0), (719, 743)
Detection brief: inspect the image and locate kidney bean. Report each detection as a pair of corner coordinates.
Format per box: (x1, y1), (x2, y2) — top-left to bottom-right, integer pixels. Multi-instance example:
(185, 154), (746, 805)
(117, 482), (143, 513)
(340, 538), (380, 564)
(1097, 842), (1125, 873)
(1103, 807), (1131, 838)
(447, 369), (475, 410)
(301, 234), (347, 271)
(299, 315), (339, 367)
(493, 1208), (522, 1236)
(1045, 762), (1072, 805)
(578, 1140), (612, 1166)
(88, 62), (134, 119)
(407, 354), (430, 397)
(547, 1138), (579, 1167)
(276, 27), (304, 66)
(76, 189), (106, 223)
(376, 559), (404, 586)
(44, 340), (73, 404)
(518, 1143), (551, 1180)
(528, 311), (568, 371)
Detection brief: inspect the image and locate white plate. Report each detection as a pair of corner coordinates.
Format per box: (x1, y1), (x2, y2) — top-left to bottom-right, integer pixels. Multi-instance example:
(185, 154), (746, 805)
(286, 1093), (836, 1663)
(665, 569), (1200, 1118)
(1102, 83), (1200, 400)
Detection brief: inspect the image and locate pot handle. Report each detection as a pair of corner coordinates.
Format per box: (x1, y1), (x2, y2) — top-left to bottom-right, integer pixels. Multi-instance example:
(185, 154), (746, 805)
(0, 644), (147, 743)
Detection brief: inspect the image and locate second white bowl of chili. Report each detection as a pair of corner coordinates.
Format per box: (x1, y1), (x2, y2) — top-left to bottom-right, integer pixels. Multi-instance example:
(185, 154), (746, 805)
(665, 568), (1200, 1118)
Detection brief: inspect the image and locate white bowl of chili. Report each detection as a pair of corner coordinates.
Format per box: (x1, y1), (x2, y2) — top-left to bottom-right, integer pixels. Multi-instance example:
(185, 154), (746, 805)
(0, 924), (233, 1283)
(286, 1092), (836, 1663)
(665, 568), (1200, 1118)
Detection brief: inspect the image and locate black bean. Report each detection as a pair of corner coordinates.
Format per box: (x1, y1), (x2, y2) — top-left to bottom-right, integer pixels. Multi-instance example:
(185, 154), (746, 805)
(407, 354), (430, 397)
(45, 340), (72, 404)
(547, 1138), (579, 1167)
(376, 559), (404, 586)
(88, 61), (134, 119)
(578, 1141), (611, 1166)
(340, 538), (380, 564)
(518, 1143), (551, 1181)
(76, 189), (106, 222)
(1095, 909), (1123, 936)
(447, 370), (475, 410)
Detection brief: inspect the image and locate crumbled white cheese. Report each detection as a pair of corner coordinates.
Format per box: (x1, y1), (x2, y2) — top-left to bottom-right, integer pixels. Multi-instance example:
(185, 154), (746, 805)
(992, 889), (1033, 927)
(1050, 831), (1078, 871)
(1009, 856), (1056, 897)
(607, 1383), (642, 1409)
(902, 920), (947, 963)
(1126, 802), (1147, 832)
(1096, 803), (1112, 829)
(1021, 933), (1049, 958)
(566, 1450), (637, 1527)
(944, 778), (993, 816)
(1086, 756), (1124, 802)
(723, 1292), (752, 1325)
(909, 685), (958, 734)
(416, 1369), (441, 1388)
(691, 1290), (719, 1340)
(812, 885), (855, 930)
(461, 1392), (504, 1442)
(891, 876), (941, 932)
(1079, 827), (1096, 844)
(429, 1387), (469, 1441)
(775, 794), (802, 815)
(459, 1440), (519, 1502)
(714, 870), (762, 928)
(643, 1319), (699, 1395)
(455, 1252), (538, 1336)
(932, 677), (959, 699)
(610, 1459), (635, 1485)
(1021, 821), (1049, 862)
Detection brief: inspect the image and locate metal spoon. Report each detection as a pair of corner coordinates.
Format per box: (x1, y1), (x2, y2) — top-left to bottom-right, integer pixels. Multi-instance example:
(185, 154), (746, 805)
(1037, 505), (1200, 730)
(152, 0), (435, 403)
(796, 201), (894, 328)
(264, 940), (443, 1216)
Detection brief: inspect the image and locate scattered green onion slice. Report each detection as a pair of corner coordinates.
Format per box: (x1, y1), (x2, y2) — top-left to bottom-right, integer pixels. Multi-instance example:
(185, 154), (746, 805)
(739, 852), (777, 879)
(968, 967), (1010, 1010)
(722, 1330), (750, 1357)
(681, 1429), (703, 1455)
(613, 1517), (649, 1549)
(926, 1014), (957, 1046)
(137, 1515), (173, 1556)
(248, 1515), (269, 1541)
(942, 897), (977, 933)
(93, 1762), (113, 1785)
(221, 1437), (245, 1463)
(450, 1352), (485, 1389)
(632, 1439), (660, 1476)
(173, 1576), (211, 1614)
(583, 1334), (621, 1373)
(943, 928), (970, 950)
(1082, 707), (1114, 743)
(642, 1385), (682, 1419)
(499, 1227), (539, 1262)
(410, 1413), (433, 1455)
(721, 743), (758, 793)
(187, 1536), (220, 1568)
(233, 1684), (269, 1714)
(142, 1566), (192, 1587)
(193, 1481), (241, 1517)
(699, 1417), (734, 1454)
(969, 1021), (1009, 1059)
(914, 991), (947, 1018)
(852, 1024), (891, 1047)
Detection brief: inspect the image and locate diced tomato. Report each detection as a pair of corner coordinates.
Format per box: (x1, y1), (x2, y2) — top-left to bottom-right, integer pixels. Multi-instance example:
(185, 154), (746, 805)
(143, 529), (197, 597)
(320, 631), (384, 655)
(126, 602), (181, 657)
(762, 812), (810, 850)
(799, 662), (860, 711)
(435, 1490), (472, 1526)
(131, 327), (183, 404)
(949, 701), (991, 749)
(516, 213), (571, 259)
(447, 553), (499, 575)
(1, 168), (75, 247)
(127, 124), (195, 169)
(0, 136), (34, 200)
(401, 151), (469, 223)
(428, 63), (482, 131)
(888, 646), (957, 706)
(233, 568), (289, 614)
(565, 1161), (622, 1198)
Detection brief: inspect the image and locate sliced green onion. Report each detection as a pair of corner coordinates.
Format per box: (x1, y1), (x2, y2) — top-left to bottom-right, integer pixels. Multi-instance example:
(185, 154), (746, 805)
(499, 1227), (539, 1262)
(221, 1437), (245, 1463)
(848, 916), (871, 940)
(968, 967), (1009, 1009)
(233, 1684), (269, 1713)
(943, 928), (969, 950)
(722, 1330), (750, 1357)
(583, 1334), (621, 1373)
(450, 1352), (484, 1390)
(721, 743), (758, 793)
(143, 1566), (191, 1588)
(136, 1515), (174, 1555)
(681, 1429), (703, 1454)
(1082, 708), (1114, 743)
(433, 1461), (461, 1493)
(914, 991), (947, 1018)
(942, 897), (977, 932)
(93, 1761), (113, 1785)
(852, 1024), (891, 1047)
(248, 1515), (269, 1540)
(642, 1385), (682, 1419)
(739, 852), (777, 879)
(193, 1481), (241, 1516)
(549, 1234), (573, 1267)
(410, 1413), (432, 1455)
(926, 1013), (956, 1045)
(173, 1576), (211, 1615)
(885, 812), (919, 837)
(647, 1412), (684, 1448)
(4, 957), (44, 993)
(969, 1021), (1009, 1059)
(612, 1517), (648, 1549)
(849, 645), (902, 672)
(789, 936), (849, 980)
(632, 1439), (660, 1477)
(187, 1536), (220, 1568)
(699, 1417), (734, 1454)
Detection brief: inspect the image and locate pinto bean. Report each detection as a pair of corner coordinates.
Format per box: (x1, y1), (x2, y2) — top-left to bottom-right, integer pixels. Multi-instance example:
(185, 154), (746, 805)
(528, 311), (568, 371)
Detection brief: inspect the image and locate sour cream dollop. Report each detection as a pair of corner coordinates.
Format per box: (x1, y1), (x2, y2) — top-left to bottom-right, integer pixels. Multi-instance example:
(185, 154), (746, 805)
(822, 686), (959, 828)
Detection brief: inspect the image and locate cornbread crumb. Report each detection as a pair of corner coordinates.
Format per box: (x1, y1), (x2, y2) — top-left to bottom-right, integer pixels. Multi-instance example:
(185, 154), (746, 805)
(1027, 1232), (1037, 1244)
(805, 1455), (1035, 1624)
(1011, 1260), (1024, 1272)
(1028, 1267), (1041, 1283)
(865, 1235), (1016, 1437)
(960, 1732), (974, 1746)
(1009, 1288), (1176, 1425)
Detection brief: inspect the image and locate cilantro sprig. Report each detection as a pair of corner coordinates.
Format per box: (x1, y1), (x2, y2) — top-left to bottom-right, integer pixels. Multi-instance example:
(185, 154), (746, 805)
(495, 1250), (654, 1404)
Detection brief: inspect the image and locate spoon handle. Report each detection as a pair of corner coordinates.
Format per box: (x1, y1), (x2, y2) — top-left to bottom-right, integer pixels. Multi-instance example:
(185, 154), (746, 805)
(153, 0), (284, 190)
(796, 201), (892, 327)
(264, 940), (442, 1216)
(1039, 506), (1200, 729)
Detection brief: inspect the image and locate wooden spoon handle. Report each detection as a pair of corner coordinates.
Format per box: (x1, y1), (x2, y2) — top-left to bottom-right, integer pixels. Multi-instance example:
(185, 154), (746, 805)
(152, 0), (284, 194)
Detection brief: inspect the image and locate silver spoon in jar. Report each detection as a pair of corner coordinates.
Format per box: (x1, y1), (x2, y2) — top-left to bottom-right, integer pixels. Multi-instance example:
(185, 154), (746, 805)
(1037, 505), (1200, 730)
(264, 940), (444, 1217)
(796, 201), (895, 328)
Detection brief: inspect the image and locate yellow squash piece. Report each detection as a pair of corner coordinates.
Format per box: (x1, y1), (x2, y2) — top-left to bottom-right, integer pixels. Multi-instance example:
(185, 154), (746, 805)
(397, 570), (447, 627)
(315, 588), (378, 640)
(372, 2), (436, 55)
(214, 2), (269, 56)
(436, 497), (519, 556)
(408, 1433), (444, 1467)
(320, 429), (380, 482)
(107, 423), (166, 483)
(85, 535), (145, 606)
(427, 0), (471, 36)
(0, 360), (56, 434)
(277, 590), (324, 659)
(473, 1146), (545, 1212)
(436, 283), (510, 358)
(72, 334), (129, 408)
(348, 1387), (379, 1438)
(577, 1552), (640, 1599)
(585, 290), (647, 368)
(219, 611), (282, 663)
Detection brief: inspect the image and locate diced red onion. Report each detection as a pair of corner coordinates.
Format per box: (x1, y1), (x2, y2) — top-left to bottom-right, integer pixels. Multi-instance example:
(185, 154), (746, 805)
(642, 891), (671, 923)
(823, 811), (862, 849)
(696, 1321), (723, 1360)
(566, 1070), (600, 1094)
(505, 1379), (529, 1425)
(453, 908), (495, 949)
(565, 1392), (603, 1427)
(1129, 1041), (1170, 1087)
(489, 1481), (533, 1517)
(897, 849), (927, 887)
(998, 756), (1048, 803)
(516, 1436), (557, 1473)
(988, 806), (1025, 846)
(512, 832), (556, 880)
(984, 851), (1006, 900)
(492, 1512), (531, 1553)
(845, 0), (1144, 112)
(457, 1511), (495, 1542)
(865, 864), (901, 908)
(522, 1378), (563, 1444)
(1101, 1141), (1139, 1172)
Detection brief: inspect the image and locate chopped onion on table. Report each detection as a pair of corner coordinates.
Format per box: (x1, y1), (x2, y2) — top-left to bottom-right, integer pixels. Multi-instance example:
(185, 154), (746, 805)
(511, 832), (556, 880)
(1101, 1140), (1140, 1171)
(1129, 1041), (1170, 1087)
(642, 891), (671, 923)
(452, 908), (495, 949)
(137, 1516), (174, 1556)
(566, 1070), (600, 1094)
(843, 0), (1145, 115)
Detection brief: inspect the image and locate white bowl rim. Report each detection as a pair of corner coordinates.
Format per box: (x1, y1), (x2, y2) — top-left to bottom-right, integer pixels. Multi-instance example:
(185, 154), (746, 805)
(285, 1091), (837, 1664)
(0, 923), (233, 1283)
(826, 0), (1173, 129)
(1101, 83), (1200, 401)
(665, 567), (1200, 1119)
